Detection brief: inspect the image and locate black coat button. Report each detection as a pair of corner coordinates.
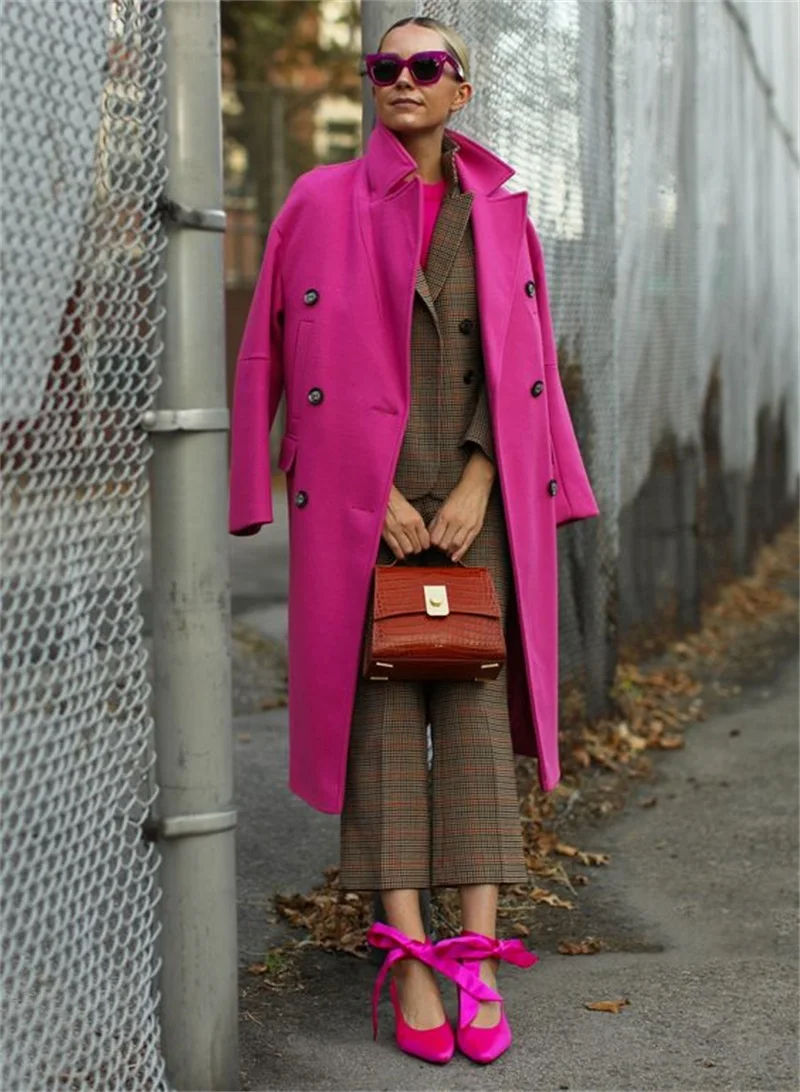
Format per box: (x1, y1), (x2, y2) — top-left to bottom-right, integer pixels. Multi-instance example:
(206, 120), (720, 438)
(530, 380), (544, 397)
(295, 490), (309, 507)
(459, 318), (474, 335)
(303, 289), (319, 306)
(307, 387), (323, 405)
(547, 479), (558, 496)
(463, 370), (474, 384)
(525, 280), (536, 297)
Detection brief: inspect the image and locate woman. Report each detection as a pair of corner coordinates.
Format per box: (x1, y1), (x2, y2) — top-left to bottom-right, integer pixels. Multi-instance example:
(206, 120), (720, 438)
(228, 15), (599, 1067)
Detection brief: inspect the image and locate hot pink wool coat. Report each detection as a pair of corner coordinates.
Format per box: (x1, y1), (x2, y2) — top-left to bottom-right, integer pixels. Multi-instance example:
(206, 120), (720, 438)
(229, 119), (600, 814)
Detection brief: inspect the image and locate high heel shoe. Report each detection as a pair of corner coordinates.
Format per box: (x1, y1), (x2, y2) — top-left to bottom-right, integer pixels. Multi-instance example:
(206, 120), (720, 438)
(366, 922), (456, 1064)
(434, 930), (539, 1064)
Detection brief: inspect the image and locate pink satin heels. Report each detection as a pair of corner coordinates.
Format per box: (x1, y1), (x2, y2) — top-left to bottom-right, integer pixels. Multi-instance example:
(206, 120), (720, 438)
(434, 930), (539, 1064)
(367, 922), (455, 1064)
(367, 922), (505, 1065)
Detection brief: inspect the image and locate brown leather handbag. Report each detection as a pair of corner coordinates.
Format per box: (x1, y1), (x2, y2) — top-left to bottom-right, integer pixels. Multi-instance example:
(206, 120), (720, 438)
(361, 547), (506, 682)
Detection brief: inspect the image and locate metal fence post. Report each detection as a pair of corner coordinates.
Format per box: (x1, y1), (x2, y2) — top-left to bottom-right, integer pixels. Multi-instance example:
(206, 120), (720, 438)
(147, 3), (238, 1089)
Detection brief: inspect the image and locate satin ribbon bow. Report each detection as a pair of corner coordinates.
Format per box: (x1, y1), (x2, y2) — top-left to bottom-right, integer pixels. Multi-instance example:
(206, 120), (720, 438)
(366, 922), (503, 1039)
(433, 930), (540, 1028)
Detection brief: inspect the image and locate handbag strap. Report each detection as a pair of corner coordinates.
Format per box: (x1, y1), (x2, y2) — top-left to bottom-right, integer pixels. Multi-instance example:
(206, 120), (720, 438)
(386, 543), (466, 568)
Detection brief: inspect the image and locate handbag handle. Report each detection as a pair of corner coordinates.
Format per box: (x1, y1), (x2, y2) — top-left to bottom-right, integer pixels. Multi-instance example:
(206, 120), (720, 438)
(385, 543), (466, 568)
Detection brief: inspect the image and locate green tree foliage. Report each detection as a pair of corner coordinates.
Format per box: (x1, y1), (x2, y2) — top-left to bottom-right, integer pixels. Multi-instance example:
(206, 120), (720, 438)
(221, 0), (361, 236)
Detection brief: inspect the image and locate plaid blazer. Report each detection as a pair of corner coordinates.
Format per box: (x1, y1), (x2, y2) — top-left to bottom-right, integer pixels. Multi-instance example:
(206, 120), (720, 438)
(393, 132), (495, 501)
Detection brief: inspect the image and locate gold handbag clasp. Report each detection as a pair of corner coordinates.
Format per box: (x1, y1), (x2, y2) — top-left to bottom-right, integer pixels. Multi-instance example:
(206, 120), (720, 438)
(424, 584), (449, 617)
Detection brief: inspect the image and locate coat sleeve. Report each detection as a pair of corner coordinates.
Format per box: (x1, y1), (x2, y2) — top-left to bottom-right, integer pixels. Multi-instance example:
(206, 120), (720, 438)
(228, 220), (285, 536)
(526, 218), (600, 527)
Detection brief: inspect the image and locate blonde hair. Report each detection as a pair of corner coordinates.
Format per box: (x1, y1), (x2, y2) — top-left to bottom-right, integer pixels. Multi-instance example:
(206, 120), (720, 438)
(378, 16), (470, 82)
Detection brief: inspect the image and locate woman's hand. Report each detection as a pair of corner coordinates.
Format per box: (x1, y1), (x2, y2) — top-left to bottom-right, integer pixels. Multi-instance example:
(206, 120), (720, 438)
(428, 450), (495, 563)
(382, 485), (431, 560)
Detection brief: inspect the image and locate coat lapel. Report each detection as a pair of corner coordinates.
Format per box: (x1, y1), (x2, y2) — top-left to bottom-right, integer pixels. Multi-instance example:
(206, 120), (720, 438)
(467, 187), (528, 392)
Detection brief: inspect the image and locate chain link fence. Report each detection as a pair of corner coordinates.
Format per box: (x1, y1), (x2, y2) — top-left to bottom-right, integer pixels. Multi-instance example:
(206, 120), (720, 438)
(1, 0), (170, 1086)
(416, 0), (799, 710)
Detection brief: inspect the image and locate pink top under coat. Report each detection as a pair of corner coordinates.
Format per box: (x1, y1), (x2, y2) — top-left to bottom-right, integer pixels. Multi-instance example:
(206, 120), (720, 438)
(421, 176), (448, 267)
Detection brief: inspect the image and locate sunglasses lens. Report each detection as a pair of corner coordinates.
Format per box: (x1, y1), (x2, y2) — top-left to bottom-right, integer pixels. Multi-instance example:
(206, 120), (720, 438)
(410, 56), (441, 83)
(371, 58), (401, 84)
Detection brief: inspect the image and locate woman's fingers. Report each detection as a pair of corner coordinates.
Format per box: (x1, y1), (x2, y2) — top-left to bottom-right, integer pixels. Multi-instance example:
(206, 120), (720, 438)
(397, 526), (419, 557)
(450, 530), (476, 563)
(385, 520), (422, 559)
(411, 518), (431, 553)
(383, 530), (405, 561)
(431, 515), (481, 560)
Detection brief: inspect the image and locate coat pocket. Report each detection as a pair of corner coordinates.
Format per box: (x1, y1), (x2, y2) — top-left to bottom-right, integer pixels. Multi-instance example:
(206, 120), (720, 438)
(289, 320), (314, 419)
(277, 433), (298, 474)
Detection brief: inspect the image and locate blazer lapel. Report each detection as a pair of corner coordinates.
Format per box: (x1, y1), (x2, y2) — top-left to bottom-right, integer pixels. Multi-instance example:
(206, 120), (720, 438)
(415, 135), (473, 325)
(419, 191), (474, 301)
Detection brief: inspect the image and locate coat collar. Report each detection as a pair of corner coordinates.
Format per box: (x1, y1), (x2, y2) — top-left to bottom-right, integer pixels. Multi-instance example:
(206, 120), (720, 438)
(365, 117), (516, 199)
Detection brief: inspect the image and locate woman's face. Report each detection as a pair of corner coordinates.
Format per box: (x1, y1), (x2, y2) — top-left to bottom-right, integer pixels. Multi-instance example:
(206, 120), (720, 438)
(372, 25), (472, 136)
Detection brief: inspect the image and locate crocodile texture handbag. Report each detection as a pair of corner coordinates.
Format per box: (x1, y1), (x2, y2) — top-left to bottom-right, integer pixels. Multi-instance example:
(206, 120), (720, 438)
(361, 548), (506, 682)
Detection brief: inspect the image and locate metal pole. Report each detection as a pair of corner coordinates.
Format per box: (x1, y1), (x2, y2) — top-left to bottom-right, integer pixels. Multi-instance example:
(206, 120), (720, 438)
(147, 3), (237, 1089)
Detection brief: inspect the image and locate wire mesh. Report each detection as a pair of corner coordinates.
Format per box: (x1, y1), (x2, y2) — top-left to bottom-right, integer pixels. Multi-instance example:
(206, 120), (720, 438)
(415, 0), (798, 692)
(1, 0), (170, 1087)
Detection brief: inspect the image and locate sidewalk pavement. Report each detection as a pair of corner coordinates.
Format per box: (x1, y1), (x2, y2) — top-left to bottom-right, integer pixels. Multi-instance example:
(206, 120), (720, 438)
(235, 652), (799, 1091)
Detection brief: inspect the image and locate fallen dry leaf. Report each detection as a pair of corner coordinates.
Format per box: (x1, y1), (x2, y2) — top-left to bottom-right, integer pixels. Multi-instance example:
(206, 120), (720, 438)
(554, 843), (610, 867)
(653, 735), (685, 750)
(558, 937), (605, 955)
(584, 998), (630, 1013)
(529, 887), (575, 910)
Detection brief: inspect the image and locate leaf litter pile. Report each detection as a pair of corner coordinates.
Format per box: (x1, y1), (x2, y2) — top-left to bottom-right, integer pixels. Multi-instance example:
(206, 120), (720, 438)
(248, 523), (798, 1002)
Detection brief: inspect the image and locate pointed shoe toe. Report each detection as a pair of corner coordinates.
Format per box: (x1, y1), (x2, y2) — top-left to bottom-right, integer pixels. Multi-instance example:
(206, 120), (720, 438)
(457, 1010), (512, 1064)
(390, 980), (455, 1064)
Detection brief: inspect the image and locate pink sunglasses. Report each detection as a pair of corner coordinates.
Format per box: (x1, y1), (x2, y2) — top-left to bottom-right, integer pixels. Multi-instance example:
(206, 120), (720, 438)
(362, 50), (465, 87)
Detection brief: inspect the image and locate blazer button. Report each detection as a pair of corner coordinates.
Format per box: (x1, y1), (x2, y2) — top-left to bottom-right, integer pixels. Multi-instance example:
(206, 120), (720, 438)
(303, 289), (319, 306)
(463, 370), (474, 384)
(307, 387), (324, 405)
(295, 490), (309, 507)
(530, 380), (544, 397)
(547, 479), (558, 496)
(459, 318), (474, 335)
(525, 280), (536, 297)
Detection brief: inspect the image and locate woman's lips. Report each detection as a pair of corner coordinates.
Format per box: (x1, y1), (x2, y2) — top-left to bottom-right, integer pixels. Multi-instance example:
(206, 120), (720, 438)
(392, 100), (422, 107)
